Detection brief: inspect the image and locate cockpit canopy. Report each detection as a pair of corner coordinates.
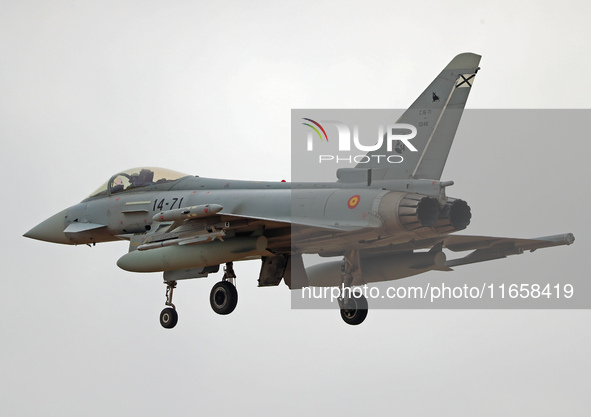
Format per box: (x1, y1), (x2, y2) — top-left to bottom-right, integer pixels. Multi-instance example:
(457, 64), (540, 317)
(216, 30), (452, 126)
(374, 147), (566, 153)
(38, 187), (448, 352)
(89, 167), (189, 197)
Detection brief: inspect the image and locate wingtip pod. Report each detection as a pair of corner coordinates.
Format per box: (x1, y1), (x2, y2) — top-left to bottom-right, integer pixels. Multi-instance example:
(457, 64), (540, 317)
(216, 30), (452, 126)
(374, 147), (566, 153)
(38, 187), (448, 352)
(534, 233), (575, 246)
(566, 233), (575, 245)
(444, 52), (482, 71)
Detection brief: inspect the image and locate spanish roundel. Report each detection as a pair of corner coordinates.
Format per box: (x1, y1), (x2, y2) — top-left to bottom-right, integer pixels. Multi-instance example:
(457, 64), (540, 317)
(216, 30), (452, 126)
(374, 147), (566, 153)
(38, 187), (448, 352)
(347, 195), (361, 209)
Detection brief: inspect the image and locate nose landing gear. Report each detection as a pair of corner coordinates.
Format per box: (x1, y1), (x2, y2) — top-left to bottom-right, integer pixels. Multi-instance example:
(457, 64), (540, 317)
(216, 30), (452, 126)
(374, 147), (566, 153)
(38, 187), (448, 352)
(158, 262), (240, 328)
(160, 280), (178, 329)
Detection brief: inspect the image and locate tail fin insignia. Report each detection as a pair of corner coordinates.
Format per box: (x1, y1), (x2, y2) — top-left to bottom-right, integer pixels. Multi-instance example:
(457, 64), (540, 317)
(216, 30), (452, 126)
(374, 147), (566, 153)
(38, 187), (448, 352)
(354, 53), (481, 181)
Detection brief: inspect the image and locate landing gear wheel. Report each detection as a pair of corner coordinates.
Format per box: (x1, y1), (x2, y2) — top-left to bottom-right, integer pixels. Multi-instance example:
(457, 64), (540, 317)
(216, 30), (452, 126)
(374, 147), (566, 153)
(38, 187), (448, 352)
(340, 293), (368, 325)
(210, 281), (238, 315)
(160, 307), (178, 329)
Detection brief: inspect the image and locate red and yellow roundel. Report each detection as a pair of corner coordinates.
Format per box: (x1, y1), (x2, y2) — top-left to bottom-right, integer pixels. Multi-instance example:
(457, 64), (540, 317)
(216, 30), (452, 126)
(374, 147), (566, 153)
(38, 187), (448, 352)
(347, 195), (361, 209)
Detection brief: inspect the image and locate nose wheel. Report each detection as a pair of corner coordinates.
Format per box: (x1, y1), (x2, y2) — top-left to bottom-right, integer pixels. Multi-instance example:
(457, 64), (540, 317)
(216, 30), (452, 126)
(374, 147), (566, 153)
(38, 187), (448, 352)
(160, 280), (178, 329)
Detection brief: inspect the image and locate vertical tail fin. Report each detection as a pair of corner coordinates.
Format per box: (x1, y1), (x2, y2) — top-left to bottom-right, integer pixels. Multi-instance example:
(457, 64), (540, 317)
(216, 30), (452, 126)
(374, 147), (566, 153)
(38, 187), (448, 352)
(358, 53), (481, 181)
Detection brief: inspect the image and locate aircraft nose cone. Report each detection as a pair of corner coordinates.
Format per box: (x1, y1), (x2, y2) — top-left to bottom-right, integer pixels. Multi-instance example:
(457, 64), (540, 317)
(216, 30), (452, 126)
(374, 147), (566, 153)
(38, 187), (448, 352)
(23, 208), (71, 244)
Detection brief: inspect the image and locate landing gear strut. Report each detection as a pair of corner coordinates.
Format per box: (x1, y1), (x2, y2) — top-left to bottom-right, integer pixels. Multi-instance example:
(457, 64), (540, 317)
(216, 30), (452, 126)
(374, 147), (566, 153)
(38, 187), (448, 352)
(210, 262), (238, 315)
(160, 280), (178, 329)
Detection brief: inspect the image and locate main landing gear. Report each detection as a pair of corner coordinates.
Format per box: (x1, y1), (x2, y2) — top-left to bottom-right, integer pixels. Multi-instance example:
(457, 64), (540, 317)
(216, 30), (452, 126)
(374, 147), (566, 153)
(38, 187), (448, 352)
(337, 252), (368, 326)
(209, 262), (238, 315)
(159, 262), (239, 329)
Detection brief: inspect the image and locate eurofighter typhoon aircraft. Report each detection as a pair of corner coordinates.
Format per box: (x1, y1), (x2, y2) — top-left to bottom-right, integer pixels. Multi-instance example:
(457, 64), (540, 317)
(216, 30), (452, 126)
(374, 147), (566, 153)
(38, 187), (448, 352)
(24, 53), (575, 327)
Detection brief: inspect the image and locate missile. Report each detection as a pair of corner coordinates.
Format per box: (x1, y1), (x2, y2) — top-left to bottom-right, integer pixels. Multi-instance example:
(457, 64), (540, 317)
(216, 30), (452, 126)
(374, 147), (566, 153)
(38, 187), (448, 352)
(117, 235), (267, 272)
(137, 230), (226, 251)
(153, 204), (223, 222)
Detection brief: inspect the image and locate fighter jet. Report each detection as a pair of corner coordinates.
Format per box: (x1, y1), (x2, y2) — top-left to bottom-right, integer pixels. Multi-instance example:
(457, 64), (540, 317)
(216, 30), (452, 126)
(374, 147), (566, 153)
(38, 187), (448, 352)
(24, 53), (575, 327)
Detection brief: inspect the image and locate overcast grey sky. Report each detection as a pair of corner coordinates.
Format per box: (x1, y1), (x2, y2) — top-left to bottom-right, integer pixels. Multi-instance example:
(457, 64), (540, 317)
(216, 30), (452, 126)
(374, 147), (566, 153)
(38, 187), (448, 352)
(1, 1), (590, 416)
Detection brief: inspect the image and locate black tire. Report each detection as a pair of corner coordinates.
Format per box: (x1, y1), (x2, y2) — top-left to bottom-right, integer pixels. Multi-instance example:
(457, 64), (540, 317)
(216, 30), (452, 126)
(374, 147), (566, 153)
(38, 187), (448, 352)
(340, 293), (368, 325)
(160, 307), (178, 329)
(210, 281), (238, 315)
